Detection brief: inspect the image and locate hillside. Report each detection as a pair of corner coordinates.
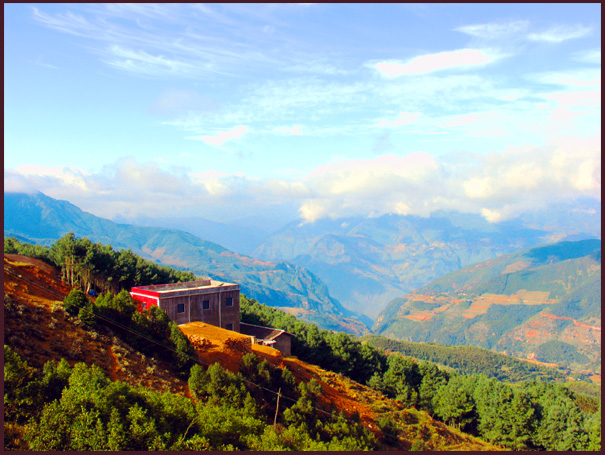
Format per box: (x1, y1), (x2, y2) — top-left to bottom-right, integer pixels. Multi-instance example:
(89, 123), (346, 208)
(373, 240), (601, 379)
(4, 191), (368, 334)
(3, 254), (190, 394)
(252, 211), (598, 319)
(3, 254), (500, 451)
(361, 334), (570, 383)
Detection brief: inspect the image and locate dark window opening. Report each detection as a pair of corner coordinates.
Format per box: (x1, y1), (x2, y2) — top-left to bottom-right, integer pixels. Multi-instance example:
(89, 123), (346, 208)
(226, 297), (233, 307)
(226, 323), (233, 331)
(177, 303), (185, 314)
(202, 300), (210, 310)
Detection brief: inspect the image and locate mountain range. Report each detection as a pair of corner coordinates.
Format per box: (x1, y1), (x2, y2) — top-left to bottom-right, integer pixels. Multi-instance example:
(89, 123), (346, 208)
(373, 239), (601, 375)
(5, 191), (601, 354)
(252, 208), (600, 319)
(4, 191), (369, 334)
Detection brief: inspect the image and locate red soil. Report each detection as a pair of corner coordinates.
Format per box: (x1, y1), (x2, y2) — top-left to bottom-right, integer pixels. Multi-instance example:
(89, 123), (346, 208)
(541, 312), (602, 331)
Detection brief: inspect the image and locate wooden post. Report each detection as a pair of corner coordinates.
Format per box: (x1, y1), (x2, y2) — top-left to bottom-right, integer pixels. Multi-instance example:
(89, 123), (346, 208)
(273, 387), (282, 427)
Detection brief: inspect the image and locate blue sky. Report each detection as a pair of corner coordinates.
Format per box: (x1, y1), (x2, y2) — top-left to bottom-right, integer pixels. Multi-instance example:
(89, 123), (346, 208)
(4, 3), (601, 223)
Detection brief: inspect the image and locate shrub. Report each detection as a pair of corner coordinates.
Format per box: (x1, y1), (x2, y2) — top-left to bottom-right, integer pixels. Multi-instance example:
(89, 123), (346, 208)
(63, 290), (89, 316)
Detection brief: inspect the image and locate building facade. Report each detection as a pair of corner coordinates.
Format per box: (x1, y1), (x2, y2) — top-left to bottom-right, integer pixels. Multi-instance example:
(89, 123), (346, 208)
(130, 279), (240, 331)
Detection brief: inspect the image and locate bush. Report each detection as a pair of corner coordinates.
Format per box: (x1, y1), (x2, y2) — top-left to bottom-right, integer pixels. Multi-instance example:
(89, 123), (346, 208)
(3, 346), (41, 423)
(78, 302), (97, 328)
(63, 290), (89, 316)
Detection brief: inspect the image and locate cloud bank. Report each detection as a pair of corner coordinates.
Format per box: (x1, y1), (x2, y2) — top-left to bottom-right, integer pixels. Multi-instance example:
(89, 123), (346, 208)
(5, 134), (600, 224)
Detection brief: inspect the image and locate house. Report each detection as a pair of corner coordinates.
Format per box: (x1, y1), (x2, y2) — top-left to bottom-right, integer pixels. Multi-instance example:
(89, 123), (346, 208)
(130, 279), (240, 331)
(239, 322), (294, 357)
(130, 279), (294, 356)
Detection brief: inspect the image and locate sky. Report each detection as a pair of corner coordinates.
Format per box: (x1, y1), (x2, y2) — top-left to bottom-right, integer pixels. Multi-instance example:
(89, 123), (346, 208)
(4, 3), (601, 224)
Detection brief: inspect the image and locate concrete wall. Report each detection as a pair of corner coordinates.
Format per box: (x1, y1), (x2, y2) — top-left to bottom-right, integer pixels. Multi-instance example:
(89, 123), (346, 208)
(159, 290), (240, 331)
(273, 334), (292, 357)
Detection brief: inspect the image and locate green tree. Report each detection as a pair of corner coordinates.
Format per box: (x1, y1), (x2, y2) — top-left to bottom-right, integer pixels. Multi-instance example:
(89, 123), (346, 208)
(169, 323), (195, 375)
(4, 237), (19, 254)
(50, 233), (78, 285)
(370, 354), (422, 406)
(39, 358), (72, 404)
(78, 301), (97, 327)
(27, 400), (73, 450)
(585, 401), (601, 451)
(3, 346), (41, 423)
(125, 403), (164, 450)
(432, 376), (476, 430)
(417, 361), (449, 411)
(63, 289), (89, 316)
(189, 363), (252, 410)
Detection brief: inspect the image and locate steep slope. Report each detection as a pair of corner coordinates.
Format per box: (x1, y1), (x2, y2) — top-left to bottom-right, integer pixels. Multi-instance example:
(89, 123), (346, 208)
(3, 254), (501, 451)
(4, 192), (367, 334)
(3, 254), (189, 394)
(253, 211), (586, 319)
(373, 240), (601, 377)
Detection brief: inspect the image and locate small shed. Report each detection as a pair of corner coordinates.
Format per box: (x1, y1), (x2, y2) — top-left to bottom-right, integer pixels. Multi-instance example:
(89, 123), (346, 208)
(239, 322), (294, 356)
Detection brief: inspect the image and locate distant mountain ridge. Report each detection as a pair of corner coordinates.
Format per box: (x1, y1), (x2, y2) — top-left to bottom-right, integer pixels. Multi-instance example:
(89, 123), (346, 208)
(121, 214), (277, 256)
(253, 210), (599, 319)
(373, 239), (601, 376)
(4, 191), (369, 334)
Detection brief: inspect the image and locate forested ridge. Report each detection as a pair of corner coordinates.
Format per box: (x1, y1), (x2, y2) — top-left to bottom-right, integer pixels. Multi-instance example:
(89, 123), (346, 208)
(241, 297), (601, 451)
(360, 334), (569, 382)
(4, 237), (601, 451)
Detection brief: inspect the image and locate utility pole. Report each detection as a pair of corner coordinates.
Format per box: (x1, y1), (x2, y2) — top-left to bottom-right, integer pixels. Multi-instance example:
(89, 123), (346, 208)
(273, 387), (282, 427)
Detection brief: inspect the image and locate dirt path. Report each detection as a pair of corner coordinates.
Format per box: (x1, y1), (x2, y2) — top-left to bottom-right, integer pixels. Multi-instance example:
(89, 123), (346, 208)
(541, 312), (602, 331)
(107, 346), (119, 382)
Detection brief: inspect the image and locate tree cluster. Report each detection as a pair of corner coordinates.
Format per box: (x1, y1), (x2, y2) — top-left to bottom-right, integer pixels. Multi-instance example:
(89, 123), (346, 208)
(5, 234), (196, 295)
(4, 347), (377, 451)
(362, 334), (569, 382)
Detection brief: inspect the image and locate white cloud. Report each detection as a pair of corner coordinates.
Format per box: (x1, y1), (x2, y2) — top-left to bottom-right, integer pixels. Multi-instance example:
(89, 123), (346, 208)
(371, 48), (501, 77)
(30, 4), (279, 79)
(376, 112), (419, 128)
(4, 171), (38, 194)
(296, 135), (600, 222)
(13, 165), (91, 192)
(455, 20), (529, 39)
(6, 137), (600, 225)
(528, 24), (592, 43)
(103, 45), (201, 78)
(197, 125), (248, 145)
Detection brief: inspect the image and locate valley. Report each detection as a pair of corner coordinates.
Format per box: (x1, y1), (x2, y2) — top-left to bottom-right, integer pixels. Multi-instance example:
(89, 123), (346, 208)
(252, 210), (599, 319)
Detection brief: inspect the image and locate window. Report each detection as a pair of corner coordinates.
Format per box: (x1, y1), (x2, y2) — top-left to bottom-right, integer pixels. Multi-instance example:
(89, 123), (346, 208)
(142, 303), (147, 310)
(202, 300), (210, 310)
(177, 303), (185, 314)
(226, 323), (233, 331)
(226, 297), (233, 307)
